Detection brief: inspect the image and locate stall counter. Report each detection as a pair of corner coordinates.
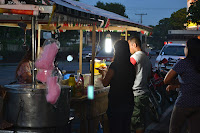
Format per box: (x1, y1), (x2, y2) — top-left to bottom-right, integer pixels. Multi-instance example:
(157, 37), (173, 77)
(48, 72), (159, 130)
(70, 86), (110, 133)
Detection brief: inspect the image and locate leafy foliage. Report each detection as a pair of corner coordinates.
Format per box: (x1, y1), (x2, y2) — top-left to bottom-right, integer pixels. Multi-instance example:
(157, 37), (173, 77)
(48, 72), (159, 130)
(170, 8), (187, 30)
(0, 26), (28, 50)
(95, 1), (128, 18)
(58, 30), (79, 47)
(186, 0), (200, 25)
(149, 8), (187, 49)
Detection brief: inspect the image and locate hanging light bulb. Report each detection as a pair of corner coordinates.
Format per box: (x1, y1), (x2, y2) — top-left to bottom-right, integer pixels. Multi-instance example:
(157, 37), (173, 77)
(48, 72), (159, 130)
(105, 34), (112, 53)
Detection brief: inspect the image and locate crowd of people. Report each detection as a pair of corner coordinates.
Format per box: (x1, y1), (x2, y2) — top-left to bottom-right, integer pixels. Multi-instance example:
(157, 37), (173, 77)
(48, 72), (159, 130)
(100, 36), (200, 133)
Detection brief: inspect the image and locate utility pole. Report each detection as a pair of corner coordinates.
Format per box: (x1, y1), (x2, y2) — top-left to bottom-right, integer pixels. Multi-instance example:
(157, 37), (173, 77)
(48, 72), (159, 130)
(135, 13), (147, 24)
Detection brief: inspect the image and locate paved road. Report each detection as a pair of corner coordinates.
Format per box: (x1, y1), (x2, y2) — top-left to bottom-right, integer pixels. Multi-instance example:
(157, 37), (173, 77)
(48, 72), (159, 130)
(0, 61), (91, 85)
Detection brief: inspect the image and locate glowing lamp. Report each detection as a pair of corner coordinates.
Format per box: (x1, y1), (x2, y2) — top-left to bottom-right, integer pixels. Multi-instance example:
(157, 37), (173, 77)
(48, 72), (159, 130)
(105, 34), (112, 53)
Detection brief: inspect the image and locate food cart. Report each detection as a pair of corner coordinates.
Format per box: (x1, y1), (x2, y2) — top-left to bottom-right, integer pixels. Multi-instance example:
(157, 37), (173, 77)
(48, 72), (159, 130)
(0, 0), (152, 133)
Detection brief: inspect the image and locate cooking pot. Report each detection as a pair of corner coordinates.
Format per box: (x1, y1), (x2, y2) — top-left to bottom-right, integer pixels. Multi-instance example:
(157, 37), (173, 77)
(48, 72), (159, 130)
(3, 84), (70, 128)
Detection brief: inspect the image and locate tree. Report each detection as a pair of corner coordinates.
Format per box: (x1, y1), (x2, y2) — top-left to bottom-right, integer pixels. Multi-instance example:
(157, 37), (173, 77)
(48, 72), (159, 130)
(95, 1), (128, 18)
(170, 8), (187, 30)
(187, 0), (200, 28)
(149, 8), (187, 49)
(149, 18), (171, 49)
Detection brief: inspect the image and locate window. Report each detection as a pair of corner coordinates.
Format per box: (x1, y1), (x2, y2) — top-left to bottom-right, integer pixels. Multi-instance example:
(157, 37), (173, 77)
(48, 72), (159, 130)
(161, 46), (185, 56)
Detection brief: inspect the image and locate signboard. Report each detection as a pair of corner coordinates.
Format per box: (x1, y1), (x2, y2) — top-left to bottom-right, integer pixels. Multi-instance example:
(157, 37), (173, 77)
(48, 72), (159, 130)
(0, 0), (49, 5)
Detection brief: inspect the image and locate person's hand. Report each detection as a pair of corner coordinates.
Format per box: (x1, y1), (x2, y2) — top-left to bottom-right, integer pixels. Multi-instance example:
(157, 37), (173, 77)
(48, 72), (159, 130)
(166, 85), (176, 92)
(96, 66), (107, 78)
(95, 66), (107, 74)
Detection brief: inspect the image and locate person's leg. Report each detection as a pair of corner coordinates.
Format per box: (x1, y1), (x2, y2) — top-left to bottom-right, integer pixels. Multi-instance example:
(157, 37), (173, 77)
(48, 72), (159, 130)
(131, 95), (141, 132)
(131, 94), (148, 133)
(187, 107), (200, 133)
(135, 94), (149, 133)
(169, 106), (188, 133)
(108, 111), (133, 133)
(123, 108), (133, 133)
(108, 112), (124, 133)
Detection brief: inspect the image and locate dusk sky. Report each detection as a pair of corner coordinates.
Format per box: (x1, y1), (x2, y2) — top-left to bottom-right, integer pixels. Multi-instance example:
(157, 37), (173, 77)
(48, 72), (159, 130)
(80, 0), (187, 26)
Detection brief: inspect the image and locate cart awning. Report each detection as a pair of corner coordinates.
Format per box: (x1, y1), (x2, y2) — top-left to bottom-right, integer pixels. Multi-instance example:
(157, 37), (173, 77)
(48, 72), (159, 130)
(0, 0), (152, 32)
(51, 0), (152, 31)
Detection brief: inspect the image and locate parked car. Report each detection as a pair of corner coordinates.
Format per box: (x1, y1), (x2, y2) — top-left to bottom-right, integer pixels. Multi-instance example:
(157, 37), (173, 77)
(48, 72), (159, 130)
(95, 49), (114, 65)
(155, 43), (186, 71)
(78, 45), (101, 61)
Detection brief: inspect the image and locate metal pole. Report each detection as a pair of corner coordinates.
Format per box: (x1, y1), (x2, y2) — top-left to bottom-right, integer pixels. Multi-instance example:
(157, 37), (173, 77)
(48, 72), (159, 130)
(79, 30), (83, 74)
(125, 29), (128, 41)
(91, 24), (96, 86)
(99, 31), (101, 44)
(31, 16), (37, 87)
(37, 24), (41, 57)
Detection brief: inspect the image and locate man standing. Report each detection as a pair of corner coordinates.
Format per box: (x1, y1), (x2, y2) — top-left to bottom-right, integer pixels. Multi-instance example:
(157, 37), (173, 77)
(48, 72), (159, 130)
(128, 37), (152, 133)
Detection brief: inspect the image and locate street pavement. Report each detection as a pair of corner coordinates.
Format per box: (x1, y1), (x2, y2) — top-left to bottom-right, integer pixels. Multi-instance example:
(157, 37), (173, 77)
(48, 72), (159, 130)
(145, 105), (173, 133)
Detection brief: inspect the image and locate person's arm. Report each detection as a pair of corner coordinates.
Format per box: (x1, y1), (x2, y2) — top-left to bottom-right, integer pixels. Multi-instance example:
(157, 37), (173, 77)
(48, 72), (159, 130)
(99, 68), (114, 87)
(164, 69), (180, 92)
(164, 59), (185, 91)
(164, 69), (179, 85)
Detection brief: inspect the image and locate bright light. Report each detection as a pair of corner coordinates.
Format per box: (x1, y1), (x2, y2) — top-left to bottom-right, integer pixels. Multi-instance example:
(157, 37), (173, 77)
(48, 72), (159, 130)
(67, 55), (73, 62)
(105, 34), (112, 53)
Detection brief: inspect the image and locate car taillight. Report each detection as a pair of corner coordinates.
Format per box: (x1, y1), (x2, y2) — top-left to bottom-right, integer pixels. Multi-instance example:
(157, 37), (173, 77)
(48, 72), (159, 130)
(164, 41), (172, 45)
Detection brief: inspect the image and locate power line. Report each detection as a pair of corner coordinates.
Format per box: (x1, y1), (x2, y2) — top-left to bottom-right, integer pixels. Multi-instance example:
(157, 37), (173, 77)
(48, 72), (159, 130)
(126, 7), (184, 10)
(135, 13), (147, 24)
